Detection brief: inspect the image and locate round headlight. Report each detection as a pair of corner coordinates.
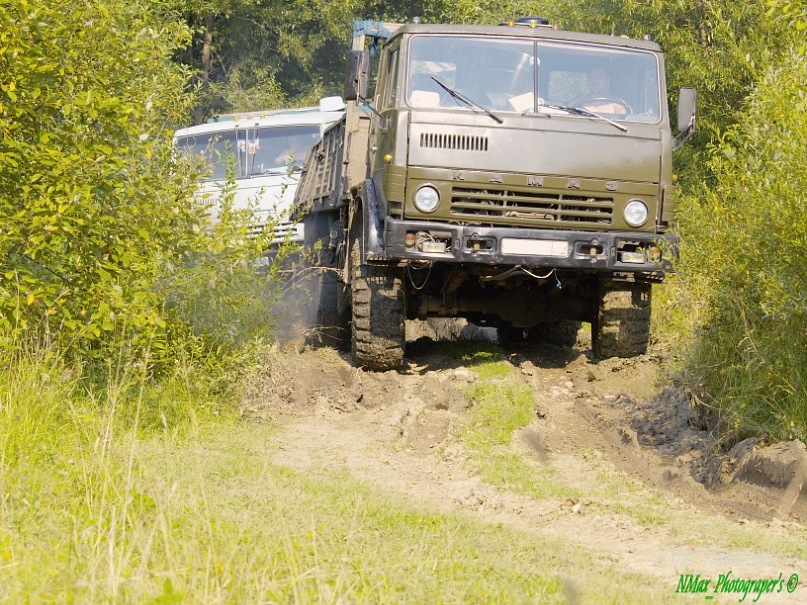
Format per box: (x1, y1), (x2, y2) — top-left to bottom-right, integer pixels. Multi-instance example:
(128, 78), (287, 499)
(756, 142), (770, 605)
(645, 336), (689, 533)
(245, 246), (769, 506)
(624, 199), (649, 227)
(414, 186), (440, 213)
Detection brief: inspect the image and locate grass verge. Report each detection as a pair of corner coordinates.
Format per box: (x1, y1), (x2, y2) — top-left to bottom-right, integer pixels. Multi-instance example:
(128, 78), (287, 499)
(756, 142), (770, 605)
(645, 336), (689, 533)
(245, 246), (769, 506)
(442, 340), (807, 559)
(1, 346), (683, 604)
(445, 341), (581, 500)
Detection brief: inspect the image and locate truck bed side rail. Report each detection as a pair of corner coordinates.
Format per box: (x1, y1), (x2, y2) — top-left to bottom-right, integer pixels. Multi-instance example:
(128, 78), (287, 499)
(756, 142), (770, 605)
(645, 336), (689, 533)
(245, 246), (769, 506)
(295, 117), (347, 215)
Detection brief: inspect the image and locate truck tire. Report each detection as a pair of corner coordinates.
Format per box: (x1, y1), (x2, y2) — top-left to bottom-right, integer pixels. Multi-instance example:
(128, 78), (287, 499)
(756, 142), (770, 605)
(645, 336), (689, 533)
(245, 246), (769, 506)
(592, 281), (651, 358)
(304, 215), (349, 349)
(309, 267), (350, 348)
(528, 320), (581, 347)
(350, 233), (405, 371)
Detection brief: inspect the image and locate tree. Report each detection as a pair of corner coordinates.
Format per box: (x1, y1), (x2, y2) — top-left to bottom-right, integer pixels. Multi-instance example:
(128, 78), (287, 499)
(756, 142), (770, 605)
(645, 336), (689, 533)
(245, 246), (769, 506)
(0, 0), (198, 355)
(165, 1), (471, 121)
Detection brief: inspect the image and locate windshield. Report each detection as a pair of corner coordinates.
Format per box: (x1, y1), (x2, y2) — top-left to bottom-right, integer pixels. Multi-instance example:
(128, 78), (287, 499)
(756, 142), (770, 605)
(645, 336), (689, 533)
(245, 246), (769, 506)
(407, 36), (661, 123)
(176, 124), (321, 181)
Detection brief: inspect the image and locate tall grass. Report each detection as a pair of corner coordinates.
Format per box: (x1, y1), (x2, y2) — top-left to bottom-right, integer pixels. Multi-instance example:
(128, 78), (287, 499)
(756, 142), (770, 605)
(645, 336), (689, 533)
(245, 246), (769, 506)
(0, 346), (680, 604)
(672, 48), (807, 447)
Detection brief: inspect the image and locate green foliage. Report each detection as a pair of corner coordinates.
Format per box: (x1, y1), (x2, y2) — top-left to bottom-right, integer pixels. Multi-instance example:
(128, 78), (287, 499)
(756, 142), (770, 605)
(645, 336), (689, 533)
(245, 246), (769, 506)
(0, 0), (292, 379)
(0, 347), (654, 605)
(676, 48), (807, 446)
(206, 62), (287, 114)
(0, 0), (197, 357)
(171, 1), (496, 118)
(152, 172), (298, 385)
(767, 0), (807, 32)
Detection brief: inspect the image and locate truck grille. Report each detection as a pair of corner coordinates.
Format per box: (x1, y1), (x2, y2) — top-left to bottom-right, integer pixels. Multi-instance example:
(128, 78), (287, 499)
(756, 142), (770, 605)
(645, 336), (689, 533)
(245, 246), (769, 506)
(419, 133), (489, 152)
(450, 187), (613, 226)
(247, 218), (301, 241)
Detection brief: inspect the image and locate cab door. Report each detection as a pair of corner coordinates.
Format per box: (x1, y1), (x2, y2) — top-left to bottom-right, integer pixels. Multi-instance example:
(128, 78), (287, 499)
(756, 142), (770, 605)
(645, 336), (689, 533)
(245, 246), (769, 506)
(368, 43), (400, 185)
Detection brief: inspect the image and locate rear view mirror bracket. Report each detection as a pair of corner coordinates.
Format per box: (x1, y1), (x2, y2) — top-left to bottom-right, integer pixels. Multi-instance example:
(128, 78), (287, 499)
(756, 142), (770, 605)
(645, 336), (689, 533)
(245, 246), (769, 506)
(674, 88), (697, 151)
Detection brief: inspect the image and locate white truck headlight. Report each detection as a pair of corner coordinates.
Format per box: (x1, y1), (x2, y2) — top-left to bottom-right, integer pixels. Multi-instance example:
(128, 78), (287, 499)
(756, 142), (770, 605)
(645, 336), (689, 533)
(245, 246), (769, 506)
(624, 199), (649, 227)
(414, 186), (440, 213)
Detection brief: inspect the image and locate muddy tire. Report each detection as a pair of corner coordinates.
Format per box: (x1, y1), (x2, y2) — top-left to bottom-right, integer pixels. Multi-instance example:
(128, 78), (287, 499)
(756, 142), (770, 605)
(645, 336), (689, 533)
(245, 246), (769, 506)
(308, 268), (350, 348)
(528, 320), (581, 347)
(351, 234), (405, 371)
(304, 215), (349, 349)
(592, 281), (651, 358)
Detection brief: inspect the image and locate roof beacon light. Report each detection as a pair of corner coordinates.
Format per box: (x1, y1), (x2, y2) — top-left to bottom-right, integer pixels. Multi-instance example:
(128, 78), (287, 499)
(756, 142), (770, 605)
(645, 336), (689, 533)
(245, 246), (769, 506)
(510, 16), (550, 28)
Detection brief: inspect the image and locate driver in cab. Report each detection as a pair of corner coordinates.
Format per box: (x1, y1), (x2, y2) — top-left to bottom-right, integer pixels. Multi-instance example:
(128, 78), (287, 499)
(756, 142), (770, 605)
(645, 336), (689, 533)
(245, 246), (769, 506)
(576, 67), (629, 115)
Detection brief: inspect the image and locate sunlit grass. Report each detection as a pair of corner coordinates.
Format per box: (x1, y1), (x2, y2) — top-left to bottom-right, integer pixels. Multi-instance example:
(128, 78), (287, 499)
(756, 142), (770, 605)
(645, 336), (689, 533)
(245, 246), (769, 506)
(449, 349), (582, 500)
(0, 346), (684, 604)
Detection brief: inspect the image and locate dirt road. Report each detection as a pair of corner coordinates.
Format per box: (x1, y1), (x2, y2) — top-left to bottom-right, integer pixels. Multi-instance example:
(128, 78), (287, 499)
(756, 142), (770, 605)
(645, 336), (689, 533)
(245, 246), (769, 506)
(250, 322), (807, 602)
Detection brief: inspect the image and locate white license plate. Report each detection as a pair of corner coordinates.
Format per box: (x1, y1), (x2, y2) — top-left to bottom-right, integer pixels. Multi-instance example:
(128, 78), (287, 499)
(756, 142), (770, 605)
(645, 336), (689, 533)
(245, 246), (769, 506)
(500, 238), (569, 257)
(421, 241), (447, 253)
(620, 251), (646, 264)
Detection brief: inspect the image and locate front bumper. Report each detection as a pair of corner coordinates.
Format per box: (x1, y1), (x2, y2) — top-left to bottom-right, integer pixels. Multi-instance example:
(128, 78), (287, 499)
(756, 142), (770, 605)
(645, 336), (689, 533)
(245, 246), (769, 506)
(382, 217), (677, 273)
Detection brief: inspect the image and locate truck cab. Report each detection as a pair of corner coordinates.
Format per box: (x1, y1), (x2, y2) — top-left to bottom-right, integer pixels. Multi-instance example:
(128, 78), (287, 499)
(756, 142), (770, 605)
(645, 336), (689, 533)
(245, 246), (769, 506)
(296, 19), (696, 370)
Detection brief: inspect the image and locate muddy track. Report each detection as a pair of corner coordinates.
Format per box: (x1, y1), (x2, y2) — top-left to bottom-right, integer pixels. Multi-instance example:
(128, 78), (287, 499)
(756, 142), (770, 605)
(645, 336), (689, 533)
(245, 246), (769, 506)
(248, 323), (807, 601)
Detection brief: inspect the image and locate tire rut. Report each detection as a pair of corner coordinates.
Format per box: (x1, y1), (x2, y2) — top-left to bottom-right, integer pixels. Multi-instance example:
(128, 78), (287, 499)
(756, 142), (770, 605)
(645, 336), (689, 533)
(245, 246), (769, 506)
(260, 332), (806, 600)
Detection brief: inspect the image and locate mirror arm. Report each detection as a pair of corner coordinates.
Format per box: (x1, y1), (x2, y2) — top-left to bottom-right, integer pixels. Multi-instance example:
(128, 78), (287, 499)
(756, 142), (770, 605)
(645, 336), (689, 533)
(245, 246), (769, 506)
(359, 100), (390, 132)
(674, 119), (695, 151)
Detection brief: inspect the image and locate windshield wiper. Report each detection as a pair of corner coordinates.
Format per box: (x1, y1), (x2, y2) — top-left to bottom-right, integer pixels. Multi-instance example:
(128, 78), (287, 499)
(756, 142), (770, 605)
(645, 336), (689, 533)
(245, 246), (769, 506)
(528, 101), (628, 133)
(430, 77), (503, 124)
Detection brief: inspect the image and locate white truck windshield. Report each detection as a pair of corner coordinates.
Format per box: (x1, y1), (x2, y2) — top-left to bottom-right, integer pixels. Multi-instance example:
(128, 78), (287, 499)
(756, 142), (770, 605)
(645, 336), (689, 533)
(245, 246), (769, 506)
(176, 124), (321, 181)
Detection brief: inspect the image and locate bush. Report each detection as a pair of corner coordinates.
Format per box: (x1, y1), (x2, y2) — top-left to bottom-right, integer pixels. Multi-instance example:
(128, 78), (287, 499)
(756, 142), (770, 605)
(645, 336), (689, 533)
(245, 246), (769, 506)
(0, 0), (292, 380)
(153, 174), (299, 387)
(676, 48), (807, 446)
(0, 0), (197, 357)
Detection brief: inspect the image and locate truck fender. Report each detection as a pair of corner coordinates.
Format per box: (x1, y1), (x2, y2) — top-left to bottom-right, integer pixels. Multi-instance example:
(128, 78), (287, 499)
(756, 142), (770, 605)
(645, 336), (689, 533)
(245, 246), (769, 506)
(351, 179), (385, 262)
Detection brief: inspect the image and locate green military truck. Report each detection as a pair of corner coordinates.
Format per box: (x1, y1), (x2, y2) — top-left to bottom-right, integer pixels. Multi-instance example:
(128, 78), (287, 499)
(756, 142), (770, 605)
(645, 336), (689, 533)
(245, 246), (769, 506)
(294, 17), (696, 371)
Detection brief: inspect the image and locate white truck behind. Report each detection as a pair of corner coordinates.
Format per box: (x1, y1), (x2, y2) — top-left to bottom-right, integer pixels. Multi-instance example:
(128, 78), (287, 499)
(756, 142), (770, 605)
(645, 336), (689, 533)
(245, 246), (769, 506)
(174, 97), (346, 247)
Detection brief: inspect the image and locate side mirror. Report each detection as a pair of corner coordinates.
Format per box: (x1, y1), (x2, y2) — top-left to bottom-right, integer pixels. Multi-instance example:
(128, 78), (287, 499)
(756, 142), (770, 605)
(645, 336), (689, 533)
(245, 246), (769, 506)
(677, 88), (697, 134)
(345, 50), (370, 101)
